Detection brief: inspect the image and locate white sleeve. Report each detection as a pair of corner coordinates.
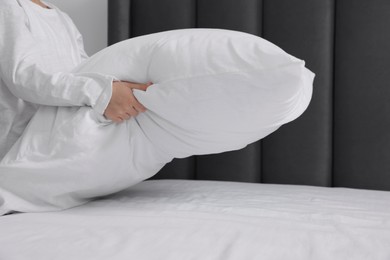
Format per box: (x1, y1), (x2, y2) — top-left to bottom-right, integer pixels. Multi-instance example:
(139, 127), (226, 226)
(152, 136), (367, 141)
(76, 31), (90, 62)
(0, 4), (113, 115)
(62, 12), (89, 62)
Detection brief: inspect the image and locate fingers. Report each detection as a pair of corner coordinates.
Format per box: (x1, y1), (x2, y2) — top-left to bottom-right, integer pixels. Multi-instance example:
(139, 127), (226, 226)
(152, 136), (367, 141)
(107, 105), (144, 124)
(131, 97), (147, 113)
(127, 87), (147, 112)
(105, 111), (124, 123)
(106, 116), (122, 124)
(111, 106), (143, 123)
(105, 81), (152, 123)
(122, 113), (132, 120)
(129, 83), (148, 91)
(115, 117), (124, 123)
(125, 107), (139, 117)
(123, 81), (153, 91)
(118, 109), (135, 121)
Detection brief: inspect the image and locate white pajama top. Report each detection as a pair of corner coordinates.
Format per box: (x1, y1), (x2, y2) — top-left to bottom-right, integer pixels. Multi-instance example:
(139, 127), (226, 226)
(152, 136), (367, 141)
(0, 0), (113, 159)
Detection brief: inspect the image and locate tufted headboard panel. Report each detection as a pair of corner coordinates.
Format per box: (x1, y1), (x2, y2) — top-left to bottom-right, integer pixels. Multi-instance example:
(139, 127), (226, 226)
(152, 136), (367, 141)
(108, 0), (390, 191)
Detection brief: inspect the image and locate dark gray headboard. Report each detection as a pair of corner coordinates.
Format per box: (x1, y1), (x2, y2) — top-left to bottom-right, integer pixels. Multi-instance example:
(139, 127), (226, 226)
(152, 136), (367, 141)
(108, 0), (390, 191)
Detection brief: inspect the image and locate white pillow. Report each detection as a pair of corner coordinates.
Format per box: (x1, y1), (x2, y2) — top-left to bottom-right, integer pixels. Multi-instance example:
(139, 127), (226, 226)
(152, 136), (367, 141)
(0, 29), (314, 215)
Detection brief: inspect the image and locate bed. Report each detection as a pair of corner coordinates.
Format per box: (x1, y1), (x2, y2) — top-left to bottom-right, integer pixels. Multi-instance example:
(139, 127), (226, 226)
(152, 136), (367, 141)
(1, 0), (390, 259)
(1, 179), (390, 259)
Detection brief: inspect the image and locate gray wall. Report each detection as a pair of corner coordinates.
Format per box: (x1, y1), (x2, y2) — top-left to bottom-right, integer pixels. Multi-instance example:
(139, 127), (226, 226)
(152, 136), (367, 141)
(48, 0), (108, 55)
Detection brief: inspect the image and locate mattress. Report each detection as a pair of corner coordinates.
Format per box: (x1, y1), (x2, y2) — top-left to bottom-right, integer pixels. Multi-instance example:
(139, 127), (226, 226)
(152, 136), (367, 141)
(1, 179), (390, 260)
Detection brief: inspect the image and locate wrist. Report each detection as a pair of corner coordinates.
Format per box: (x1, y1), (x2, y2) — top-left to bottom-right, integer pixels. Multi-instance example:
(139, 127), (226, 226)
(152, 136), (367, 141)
(93, 76), (115, 115)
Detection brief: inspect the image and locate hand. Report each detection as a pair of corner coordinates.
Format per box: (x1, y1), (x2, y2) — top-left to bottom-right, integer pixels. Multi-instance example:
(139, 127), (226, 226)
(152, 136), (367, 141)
(104, 81), (152, 123)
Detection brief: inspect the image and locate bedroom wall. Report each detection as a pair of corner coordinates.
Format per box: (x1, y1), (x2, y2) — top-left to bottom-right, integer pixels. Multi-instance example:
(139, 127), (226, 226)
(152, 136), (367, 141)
(48, 0), (108, 55)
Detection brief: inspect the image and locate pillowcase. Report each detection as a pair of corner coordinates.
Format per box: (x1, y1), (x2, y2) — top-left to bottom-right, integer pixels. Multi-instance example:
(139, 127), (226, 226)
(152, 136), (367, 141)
(77, 28), (314, 157)
(0, 29), (314, 215)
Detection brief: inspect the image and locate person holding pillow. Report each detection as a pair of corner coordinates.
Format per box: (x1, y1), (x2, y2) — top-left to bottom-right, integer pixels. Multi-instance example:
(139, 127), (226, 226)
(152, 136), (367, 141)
(0, 0), (314, 215)
(0, 0), (150, 161)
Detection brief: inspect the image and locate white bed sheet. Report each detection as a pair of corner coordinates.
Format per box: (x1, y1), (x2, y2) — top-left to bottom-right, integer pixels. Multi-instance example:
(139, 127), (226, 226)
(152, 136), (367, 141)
(1, 179), (390, 260)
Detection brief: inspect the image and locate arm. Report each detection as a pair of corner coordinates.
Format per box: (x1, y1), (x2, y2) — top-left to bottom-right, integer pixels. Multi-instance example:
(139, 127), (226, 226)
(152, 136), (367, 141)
(0, 3), (112, 115)
(62, 12), (89, 62)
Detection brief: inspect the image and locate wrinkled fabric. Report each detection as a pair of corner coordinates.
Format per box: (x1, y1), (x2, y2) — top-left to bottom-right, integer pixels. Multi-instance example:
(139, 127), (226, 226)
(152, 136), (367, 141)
(0, 29), (314, 215)
(0, 0), (113, 159)
(1, 180), (390, 260)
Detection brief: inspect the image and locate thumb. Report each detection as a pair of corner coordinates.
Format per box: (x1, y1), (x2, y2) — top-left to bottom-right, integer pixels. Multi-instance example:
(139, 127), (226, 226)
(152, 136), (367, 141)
(129, 82), (150, 91)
